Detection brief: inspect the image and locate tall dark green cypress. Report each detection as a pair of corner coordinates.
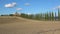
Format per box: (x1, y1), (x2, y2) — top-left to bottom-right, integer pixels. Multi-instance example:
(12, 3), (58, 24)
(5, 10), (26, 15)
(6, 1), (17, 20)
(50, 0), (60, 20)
(51, 12), (54, 20)
(45, 12), (49, 20)
(58, 8), (60, 20)
(49, 12), (51, 20)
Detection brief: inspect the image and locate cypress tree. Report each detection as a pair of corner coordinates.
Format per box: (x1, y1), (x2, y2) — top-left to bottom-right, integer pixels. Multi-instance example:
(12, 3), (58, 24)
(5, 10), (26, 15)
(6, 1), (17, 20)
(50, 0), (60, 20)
(49, 12), (52, 20)
(58, 8), (60, 20)
(51, 12), (54, 20)
(45, 12), (49, 20)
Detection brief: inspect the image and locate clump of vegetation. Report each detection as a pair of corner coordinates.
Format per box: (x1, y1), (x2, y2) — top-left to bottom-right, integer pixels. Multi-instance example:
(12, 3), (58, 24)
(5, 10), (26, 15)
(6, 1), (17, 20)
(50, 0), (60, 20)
(9, 14), (14, 16)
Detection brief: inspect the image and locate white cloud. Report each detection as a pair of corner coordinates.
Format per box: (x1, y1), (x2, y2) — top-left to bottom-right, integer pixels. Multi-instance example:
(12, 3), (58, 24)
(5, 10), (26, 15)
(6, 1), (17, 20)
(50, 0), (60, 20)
(5, 2), (16, 8)
(16, 8), (23, 10)
(24, 3), (30, 6)
(53, 5), (60, 9)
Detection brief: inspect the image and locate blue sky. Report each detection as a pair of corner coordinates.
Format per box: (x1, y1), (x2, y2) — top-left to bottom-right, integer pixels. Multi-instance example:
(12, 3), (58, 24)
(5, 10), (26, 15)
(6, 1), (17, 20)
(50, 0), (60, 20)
(0, 0), (60, 15)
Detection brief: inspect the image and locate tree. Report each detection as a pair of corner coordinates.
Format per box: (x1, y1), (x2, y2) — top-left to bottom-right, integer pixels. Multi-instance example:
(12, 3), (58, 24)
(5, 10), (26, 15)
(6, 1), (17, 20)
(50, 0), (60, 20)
(20, 13), (26, 18)
(34, 14), (40, 20)
(58, 8), (60, 20)
(27, 14), (34, 19)
(9, 14), (13, 16)
(51, 12), (54, 20)
(45, 13), (48, 20)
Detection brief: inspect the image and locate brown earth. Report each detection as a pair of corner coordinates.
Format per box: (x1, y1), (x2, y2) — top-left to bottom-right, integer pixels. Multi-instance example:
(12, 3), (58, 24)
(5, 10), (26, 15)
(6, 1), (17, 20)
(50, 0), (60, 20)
(0, 16), (60, 34)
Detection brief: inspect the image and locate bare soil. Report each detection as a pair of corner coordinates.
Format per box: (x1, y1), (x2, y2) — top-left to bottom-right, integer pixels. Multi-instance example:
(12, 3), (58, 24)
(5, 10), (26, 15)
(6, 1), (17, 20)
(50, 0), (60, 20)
(0, 16), (60, 34)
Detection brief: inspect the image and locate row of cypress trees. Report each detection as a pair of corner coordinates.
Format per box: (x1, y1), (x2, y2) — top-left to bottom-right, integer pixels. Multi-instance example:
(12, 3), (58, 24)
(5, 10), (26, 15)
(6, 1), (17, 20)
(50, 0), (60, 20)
(20, 8), (60, 21)
(20, 12), (54, 21)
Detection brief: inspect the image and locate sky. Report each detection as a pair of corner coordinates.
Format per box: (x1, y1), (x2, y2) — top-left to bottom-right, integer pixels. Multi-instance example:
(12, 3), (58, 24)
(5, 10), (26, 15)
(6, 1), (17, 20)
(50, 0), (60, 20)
(0, 0), (60, 15)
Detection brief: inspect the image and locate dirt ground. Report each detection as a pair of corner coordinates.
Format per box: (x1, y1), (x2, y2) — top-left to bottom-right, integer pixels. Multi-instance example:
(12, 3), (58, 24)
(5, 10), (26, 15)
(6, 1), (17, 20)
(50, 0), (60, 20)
(0, 16), (60, 34)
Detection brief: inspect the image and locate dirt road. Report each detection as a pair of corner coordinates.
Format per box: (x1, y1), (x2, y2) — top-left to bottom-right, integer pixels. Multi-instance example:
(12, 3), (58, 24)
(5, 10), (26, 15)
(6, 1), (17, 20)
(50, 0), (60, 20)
(0, 16), (60, 34)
